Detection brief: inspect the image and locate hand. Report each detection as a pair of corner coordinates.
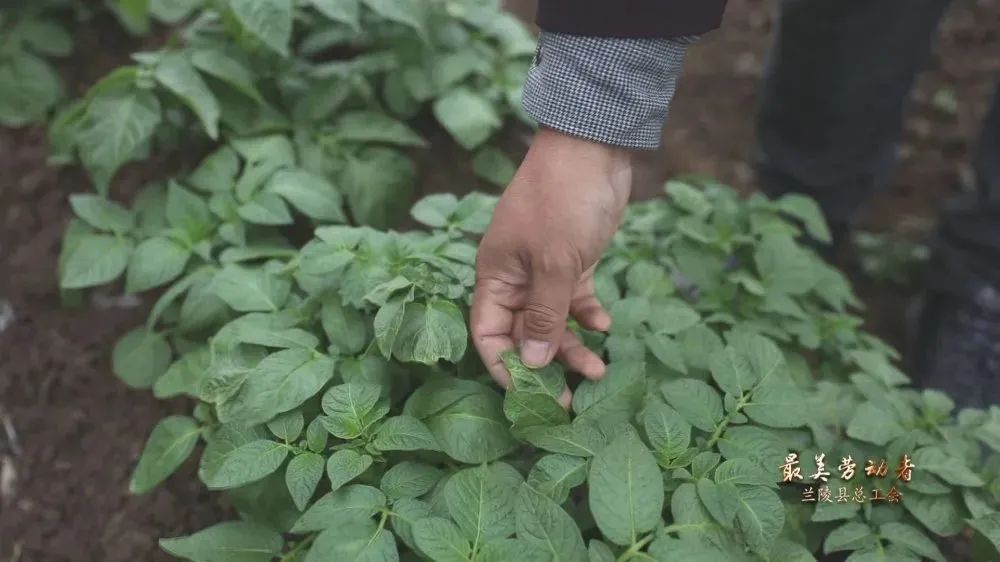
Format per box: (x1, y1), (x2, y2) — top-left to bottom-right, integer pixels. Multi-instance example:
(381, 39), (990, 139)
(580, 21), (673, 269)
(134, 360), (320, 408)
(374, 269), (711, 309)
(471, 127), (633, 404)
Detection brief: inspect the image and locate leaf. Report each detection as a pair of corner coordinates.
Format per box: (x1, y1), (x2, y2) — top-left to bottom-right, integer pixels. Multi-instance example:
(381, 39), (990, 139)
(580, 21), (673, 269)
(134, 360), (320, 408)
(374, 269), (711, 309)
(190, 48), (264, 103)
(709, 346), (756, 397)
(291, 484), (387, 533)
(477, 539), (549, 562)
(60, 234), (131, 288)
(305, 520), (398, 562)
(588, 540), (616, 562)
(713, 459), (778, 488)
(432, 87), (501, 149)
(823, 521), (876, 553)
(588, 431), (663, 545)
(754, 233), (816, 295)
(911, 446), (984, 486)
(238, 192), (293, 225)
(310, 0), (360, 29)
(126, 236), (191, 293)
(472, 147), (516, 187)
(696, 478), (739, 528)
(515, 484), (587, 562)
(846, 401), (905, 445)
(267, 169), (346, 223)
(425, 392), (518, 464)
(665, 181), (711, 216)
(229, 0), (293, 56)
(967, 514), (1000, 557)
(69, 194), (134, 234)
(210, 264), (291, 312)
(444, 465), (517, 544)
(267, 410), (304, 441)
(332, 111), (424, 147)
(362, 0), (426, 37)
(155, 51), (220, 139)
(903, 492), (966, 537)
(150, 0), (204, 23)
(286, 452), (325, 511)
(411, 193), (459, 228)
(372, 415), (440, 452)
(391, 300), (467, 365)
(642, 401), (691, 461)
(662, 378), (723, 432)
(200, 439), (288, 490)
(527, 454), (587, 504)
(518, 422), (606, 458)
(776, 194), (831, 243)
(735, 486), (785, 554)
(321, 382), (387, 439)
(373, 290), (414, 358)
(326, 449), (373, 492)
(504, 390), (569, 429)
(321, 295), (368, 355)
(77, 90), (161, 192)
(130, 415), (201, 494)
(159, 521), (283, 562)
(743, 383), (812, 428)
(167, 182), (213, 237)
(0, 52), (62, 127)
(219, 349), (336, 424)
(413, 517), (470, 562)
(306, 417), (328, 453)
(500, 350), (566, 399)
(572, 361), (645, 427)
(381, 461), (442, 500)
(112, 328), (172, 388)
(880, 522), (945, 562)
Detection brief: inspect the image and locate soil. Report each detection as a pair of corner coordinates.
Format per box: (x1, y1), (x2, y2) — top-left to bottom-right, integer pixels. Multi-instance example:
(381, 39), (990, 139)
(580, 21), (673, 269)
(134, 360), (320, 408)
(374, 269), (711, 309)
(1, 1), (998, 561)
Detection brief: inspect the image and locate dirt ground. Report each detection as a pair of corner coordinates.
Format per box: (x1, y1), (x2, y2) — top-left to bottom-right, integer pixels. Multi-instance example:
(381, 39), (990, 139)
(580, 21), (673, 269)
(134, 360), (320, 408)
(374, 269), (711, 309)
(1, 1), (998, 560)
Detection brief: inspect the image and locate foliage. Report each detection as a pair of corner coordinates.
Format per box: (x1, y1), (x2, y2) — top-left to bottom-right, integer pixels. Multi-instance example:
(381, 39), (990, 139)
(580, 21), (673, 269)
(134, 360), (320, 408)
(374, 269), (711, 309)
(41, 1), (1000, 561)
(852, 230), (930, 287)
(0, 0), (75, 127)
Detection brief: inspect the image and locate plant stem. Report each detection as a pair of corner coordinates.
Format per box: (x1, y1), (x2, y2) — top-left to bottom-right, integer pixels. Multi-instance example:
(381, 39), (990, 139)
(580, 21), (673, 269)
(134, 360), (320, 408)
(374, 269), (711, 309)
(616, 532), (655, 562)
(280, 533), (316, 561)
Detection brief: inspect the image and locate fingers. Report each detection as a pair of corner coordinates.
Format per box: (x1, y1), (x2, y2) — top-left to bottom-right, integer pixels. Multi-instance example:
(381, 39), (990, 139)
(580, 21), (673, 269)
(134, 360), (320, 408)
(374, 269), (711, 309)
(520, 257), (578, 368)
(556, 330), (606, 380)
(470, 277), (518, 389)
(570, 293), (612, 332)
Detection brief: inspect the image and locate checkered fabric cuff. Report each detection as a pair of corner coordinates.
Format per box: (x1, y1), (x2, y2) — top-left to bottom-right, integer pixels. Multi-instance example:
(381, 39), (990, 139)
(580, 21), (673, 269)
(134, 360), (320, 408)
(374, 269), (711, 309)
(522, 32), (697, 150)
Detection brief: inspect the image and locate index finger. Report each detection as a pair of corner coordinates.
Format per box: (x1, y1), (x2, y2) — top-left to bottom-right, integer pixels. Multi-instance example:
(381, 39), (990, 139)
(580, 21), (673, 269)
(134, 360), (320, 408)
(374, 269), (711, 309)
(470, 276), (518, 389)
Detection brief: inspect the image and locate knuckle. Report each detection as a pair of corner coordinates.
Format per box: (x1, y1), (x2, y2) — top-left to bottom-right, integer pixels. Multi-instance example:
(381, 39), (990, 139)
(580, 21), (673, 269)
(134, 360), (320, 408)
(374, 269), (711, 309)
(523, 302), (561, 335)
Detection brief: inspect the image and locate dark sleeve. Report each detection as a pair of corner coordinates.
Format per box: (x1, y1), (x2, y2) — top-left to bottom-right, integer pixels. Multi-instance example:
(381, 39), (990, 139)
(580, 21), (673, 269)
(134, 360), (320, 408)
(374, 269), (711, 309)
(537, 0), (728, 39)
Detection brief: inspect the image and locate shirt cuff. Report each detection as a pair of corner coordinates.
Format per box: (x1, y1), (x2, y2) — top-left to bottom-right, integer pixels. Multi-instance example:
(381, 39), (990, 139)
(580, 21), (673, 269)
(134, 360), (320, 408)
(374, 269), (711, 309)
(522, 32), (697, 150)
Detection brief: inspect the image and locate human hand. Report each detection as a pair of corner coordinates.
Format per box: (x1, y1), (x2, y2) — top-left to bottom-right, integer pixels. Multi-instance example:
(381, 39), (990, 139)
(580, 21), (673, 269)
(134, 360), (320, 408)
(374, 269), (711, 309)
(471, 127), (633, 404)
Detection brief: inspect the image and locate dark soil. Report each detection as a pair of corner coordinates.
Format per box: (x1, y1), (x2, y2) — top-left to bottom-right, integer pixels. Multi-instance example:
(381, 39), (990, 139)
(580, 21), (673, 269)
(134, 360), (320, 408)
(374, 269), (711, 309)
(1, 1), (998, 561)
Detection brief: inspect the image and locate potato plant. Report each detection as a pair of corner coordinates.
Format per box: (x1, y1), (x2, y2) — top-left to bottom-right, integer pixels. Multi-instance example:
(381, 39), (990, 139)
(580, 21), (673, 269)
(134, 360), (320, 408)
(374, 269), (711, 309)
(46, 1), (1000, 561)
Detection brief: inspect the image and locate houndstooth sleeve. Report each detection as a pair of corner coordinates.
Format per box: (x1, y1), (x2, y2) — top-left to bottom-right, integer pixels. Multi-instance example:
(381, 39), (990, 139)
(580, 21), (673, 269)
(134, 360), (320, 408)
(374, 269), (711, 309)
(522, 32), (697, 150)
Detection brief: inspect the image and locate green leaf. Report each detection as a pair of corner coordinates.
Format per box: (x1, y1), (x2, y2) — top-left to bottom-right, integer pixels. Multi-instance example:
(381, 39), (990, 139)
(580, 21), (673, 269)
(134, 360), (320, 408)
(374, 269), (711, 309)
(321, 382), (387, 439)
(229, 0), (293, 56)
(150, 0), (204, 23)
(527, 454), (587, 504)
(709, 346), (757, 397)
(413, 517), (470, 562)
(210, 264), (291, 312)
(572, 361), (645, 427)
(425, 392), (518, 464)
(267, 409), (304, 441)
(310, 0), (360, 29)
(518, 422), (606, 458)
(321, 295), (368, 355)
(743, 383), (812, 429)
(879, 522), (945, 562)
(155, 51), (220, 139)
(644, 333), (687, 373)
(588, 431), (664, 545)
(846, 401), (905, 445)
(305, 520), (398, 562)
(735, 486), (785, 554)
(911, 446), (984, 486)
(432, 87), (501, 149)
(713, 459), (778, 488)
(159, 521), (283, 562)
(362, 0), (426, 37)
(642, 401), (691, 461)
(267, 169), (346, 223)
(372, 415), (440, 452)
(112, 328), (172, 388)
(306, 416), (328, 453)
(411, 193), (459, 228)
(60, 234), (131, 289)
(130, 415), (201, 494)
(967, 514), (1000, 557)
(903, 492), (966, 537)
(218, 349), (336, 424)
(326, 449), (373, 492)
(340, 147), (416, 229)
(0, 52), (62, 127)
(77, 90), (161, 192)
(445, 465), (517, 544)
(754, 233), (816, 295)
(391, 300), (467, 365)
(477, 539), (549, 562)
(374, 290), (414, 358)
(332, 110), (424, 146)
(696, 478), (739, 528)
(665, 181), (711, 216)
(286, 452), (325, 511)
(662, 378), (723, 432)
(69, 194), (134, 234)
(380, 461), (442, 500)
(200, 438), (288, 490)
(292, 484), (387, 533)
(126, 236), (191, 293)
(473, 147), (516, 187)
(501, 350), (566, 399)
(775, 194), (832, 243)
(823, 521), (876, 553)
(588, 540), (616, 562)
(167, 182), (213, 237)
(190, 48), (264, 103)
(504, 390), (569, 429)
(238, 191), (293, 225)
(515, 484), (587, 562)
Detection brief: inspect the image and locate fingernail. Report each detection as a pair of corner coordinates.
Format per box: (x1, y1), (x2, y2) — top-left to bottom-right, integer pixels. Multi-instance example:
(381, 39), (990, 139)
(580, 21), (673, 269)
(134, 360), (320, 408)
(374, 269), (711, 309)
(520, 340), (551, 367)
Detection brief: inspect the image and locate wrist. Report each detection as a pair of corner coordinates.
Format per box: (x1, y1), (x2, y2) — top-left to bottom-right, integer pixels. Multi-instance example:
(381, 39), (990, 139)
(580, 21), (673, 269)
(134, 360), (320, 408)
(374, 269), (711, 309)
(531, 126), (633, 203)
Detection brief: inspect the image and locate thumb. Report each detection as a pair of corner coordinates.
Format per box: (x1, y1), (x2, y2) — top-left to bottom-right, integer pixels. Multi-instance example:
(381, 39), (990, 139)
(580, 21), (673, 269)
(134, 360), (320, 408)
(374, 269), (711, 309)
(520, 258), (577, 368)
